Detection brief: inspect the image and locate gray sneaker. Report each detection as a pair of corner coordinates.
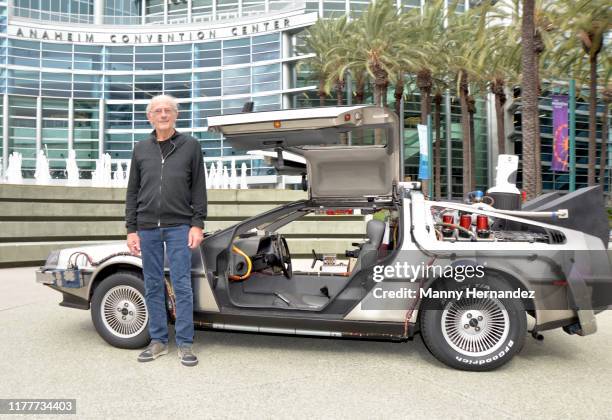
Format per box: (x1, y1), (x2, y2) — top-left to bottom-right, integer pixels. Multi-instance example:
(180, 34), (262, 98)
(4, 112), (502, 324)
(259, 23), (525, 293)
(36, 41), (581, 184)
(178, 345), (198, 367)
(137, 341), (168, 362)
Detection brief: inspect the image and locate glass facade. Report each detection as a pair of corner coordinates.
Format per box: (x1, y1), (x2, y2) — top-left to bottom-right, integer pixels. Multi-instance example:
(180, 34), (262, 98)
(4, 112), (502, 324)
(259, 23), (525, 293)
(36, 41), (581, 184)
(0, 0), (609, 196)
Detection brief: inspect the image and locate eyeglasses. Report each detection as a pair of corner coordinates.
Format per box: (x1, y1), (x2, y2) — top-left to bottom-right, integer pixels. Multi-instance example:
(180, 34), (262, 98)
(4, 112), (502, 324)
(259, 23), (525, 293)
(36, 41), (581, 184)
(150, 108), (176, 115)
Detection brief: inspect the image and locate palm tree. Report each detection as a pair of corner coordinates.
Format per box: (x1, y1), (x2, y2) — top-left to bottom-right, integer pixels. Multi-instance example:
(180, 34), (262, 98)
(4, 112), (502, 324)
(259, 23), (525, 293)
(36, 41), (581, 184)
(444, 3), (489, 195)
(520, 0), (539, 200)
(474, 20), (522, 156)
(334, 0), (405, 107)
(297, 16), (351, 106)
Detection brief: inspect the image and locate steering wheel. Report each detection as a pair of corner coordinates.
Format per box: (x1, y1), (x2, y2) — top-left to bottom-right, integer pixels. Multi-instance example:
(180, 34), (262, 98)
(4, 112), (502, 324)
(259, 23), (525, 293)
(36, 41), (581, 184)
(275, 235), (292, 279)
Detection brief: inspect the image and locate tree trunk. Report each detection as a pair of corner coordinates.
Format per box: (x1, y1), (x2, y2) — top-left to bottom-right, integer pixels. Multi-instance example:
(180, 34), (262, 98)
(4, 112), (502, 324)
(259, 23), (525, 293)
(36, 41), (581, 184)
(588, 55), (598, 186)
(335, 78), (345, 106)
(434, 93), (442, 199)
(468, 95), (477, 191)
(354, 75), (366, 104)
(520, 0), (538, 200)
(492, 79), (506, 155)
(394, 78), (404, 117)
(459, 70), (472, 196)
(417, 69), (432, 125)
(318, 79), (326, 107)
(534, 55), (542, 195)
(599, 99), (609, 188)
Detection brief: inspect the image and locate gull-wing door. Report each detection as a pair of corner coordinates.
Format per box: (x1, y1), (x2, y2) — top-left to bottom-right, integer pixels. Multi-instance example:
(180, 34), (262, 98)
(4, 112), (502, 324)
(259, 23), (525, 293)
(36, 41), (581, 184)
(207, 105), (400, 199)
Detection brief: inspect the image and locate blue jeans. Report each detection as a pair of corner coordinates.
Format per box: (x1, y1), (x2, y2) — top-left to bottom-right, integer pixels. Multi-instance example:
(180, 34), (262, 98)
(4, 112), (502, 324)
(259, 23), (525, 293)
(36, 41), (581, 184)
(138, 224), (194, 348)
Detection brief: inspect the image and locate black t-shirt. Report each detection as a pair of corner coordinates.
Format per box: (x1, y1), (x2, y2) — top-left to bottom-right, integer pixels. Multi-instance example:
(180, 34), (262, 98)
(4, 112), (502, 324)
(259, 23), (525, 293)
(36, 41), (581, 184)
(158, 139), (174, 160)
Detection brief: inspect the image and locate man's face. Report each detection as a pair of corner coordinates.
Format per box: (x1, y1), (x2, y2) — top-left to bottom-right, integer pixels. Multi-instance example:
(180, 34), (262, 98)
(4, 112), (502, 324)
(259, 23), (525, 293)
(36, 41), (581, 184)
(147, 100), (177, 132)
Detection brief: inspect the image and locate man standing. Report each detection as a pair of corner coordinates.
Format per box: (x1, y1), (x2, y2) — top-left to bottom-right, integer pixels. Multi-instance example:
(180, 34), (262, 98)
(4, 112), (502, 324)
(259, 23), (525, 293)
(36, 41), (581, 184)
(125, 94), (207, 367)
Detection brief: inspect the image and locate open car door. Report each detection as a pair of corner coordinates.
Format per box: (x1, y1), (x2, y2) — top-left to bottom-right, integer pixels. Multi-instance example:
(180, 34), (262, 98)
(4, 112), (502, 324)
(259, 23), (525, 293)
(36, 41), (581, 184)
(207, 105), (401, 200)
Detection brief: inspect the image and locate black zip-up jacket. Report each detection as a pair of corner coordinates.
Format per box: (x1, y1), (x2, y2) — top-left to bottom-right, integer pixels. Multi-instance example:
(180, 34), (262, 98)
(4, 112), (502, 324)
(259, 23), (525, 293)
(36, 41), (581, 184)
(125, 130), (207, 234)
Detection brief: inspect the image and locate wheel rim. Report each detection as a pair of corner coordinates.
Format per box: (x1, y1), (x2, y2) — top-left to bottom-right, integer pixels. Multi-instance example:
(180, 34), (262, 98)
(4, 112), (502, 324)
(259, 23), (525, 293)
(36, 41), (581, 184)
(441, 297), (510, 357)
(101, 285), (148, 338)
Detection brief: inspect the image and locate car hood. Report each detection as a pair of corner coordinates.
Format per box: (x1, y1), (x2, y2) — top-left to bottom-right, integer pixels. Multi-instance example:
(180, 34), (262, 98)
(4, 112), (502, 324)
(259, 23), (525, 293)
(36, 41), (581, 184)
(207, 106), (400, 199)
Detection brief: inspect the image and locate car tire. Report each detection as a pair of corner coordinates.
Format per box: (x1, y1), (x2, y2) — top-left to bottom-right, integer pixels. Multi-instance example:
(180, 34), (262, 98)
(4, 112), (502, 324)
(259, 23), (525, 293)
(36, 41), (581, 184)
(91, 271), (150, 349)
(420, 275), (527, 371)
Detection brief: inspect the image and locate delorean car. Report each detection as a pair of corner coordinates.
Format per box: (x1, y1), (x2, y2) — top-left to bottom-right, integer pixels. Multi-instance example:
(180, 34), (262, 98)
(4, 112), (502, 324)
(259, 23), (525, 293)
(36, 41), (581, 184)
(36, 105), (612, 371)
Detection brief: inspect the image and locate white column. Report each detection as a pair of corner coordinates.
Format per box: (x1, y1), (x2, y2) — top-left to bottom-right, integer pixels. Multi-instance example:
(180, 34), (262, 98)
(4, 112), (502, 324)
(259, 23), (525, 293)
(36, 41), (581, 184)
(238, 0), (242, 17)
(98, 99), (105, 158)
(265, 0), (269, 13)
(35, 96), (42, 153)
(445, 90), (452, 199)
(94, 0), (104, 25)
(68, 97), (74, 151)
(2, 94), (8, 177)
(281, 31), (292, 109)
(188, 0), (193, 22)
(164, 0), (168, 24)
(318, 0), (323, 17)
(212, 0), (217, 21)
(142, 0), (146, 24)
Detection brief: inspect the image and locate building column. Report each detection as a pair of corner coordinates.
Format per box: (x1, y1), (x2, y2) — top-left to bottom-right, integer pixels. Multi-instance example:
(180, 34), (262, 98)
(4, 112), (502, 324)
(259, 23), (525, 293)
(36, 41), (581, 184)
(281, 31), (292, 109)
(445, 90), (452, 199)
(2, 94), (8, 178)
(237, 0), (242, 17)
(98, 99), (105, 158)
(68, 97), (74, 151)
(486, 92), (497, 188)
(265, 0), (269, 13)
(35, 96), (42, 153)
(142, 0), (147, 24)
(188, 0), (193, 21)
(164, 0), (168, 24)
(93, 0), (104, 25)
(212, 0), (217, 21)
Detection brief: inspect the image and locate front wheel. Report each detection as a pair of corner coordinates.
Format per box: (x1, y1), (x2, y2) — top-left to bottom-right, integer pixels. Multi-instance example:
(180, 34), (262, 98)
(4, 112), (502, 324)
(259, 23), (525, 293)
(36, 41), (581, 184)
(91, 272), (150, 349)
(420, 276), (527, 371)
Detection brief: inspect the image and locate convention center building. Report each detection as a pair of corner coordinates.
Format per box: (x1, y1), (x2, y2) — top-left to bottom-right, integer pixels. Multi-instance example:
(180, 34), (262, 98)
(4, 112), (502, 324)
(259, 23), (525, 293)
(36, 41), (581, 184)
(0, 0), (608, 197)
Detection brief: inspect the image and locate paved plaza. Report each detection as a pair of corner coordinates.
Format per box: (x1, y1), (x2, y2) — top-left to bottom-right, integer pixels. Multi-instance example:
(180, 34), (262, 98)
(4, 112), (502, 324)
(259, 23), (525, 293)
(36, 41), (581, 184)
(1, 266), (611, 419)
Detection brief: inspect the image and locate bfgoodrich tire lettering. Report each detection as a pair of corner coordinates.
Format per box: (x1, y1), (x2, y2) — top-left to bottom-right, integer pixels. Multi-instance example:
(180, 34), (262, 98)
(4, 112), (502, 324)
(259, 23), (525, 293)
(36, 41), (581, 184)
(91, 271), (150, 349)
(420, 275), (527, 371)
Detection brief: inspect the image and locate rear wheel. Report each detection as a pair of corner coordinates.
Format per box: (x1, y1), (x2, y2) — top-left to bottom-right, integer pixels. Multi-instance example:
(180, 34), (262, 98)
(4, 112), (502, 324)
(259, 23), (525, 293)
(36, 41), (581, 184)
(91, 272), (150, 349)
(420, 275), (527, 371)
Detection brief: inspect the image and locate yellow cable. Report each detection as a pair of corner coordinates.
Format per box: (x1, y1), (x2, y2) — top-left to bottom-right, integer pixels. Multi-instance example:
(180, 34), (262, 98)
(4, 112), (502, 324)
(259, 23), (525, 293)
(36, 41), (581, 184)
(229, 245), (253, 281)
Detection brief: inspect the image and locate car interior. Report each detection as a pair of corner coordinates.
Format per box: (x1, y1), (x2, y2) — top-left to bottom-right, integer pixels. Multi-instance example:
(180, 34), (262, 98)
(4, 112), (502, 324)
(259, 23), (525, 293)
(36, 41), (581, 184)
(224, 203), (401, 312)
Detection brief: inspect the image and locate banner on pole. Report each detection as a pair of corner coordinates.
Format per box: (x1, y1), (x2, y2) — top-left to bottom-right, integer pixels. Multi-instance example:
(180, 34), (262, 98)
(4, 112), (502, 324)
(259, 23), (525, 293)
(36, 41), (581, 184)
(417, 124), (429, 180)
(551, 95), (569, 172)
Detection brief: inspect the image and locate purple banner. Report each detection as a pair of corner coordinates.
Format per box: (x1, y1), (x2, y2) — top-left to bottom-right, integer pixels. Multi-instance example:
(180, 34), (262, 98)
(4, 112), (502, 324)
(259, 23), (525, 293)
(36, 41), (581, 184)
(551, 95), (569, 172)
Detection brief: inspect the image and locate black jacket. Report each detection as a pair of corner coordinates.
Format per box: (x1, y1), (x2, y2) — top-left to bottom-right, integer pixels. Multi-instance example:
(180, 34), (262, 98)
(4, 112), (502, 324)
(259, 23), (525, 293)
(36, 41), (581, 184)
(125, 130), (207, 234)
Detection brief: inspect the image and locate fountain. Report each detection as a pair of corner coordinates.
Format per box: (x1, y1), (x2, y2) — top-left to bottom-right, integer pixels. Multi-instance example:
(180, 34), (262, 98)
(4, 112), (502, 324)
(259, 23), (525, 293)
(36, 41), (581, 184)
(34, 149), (51, 185)
(6, 152), (23, 184)
(66, 149), (79, 186)
(221, 164), (229, 189)
(229, 159), (238, 189)
(92, 153), (112, 187)
(240, 163), (248, 189)
(207, 162), (217, 189)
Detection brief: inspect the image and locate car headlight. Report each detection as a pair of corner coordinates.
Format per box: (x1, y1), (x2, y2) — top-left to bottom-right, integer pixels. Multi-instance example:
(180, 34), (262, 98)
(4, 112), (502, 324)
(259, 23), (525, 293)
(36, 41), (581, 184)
(43, 250), (61, 268)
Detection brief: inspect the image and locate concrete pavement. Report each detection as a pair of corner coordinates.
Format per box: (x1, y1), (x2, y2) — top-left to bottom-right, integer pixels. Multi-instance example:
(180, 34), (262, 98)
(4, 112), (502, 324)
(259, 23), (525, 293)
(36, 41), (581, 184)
(1, 266), (611, 419)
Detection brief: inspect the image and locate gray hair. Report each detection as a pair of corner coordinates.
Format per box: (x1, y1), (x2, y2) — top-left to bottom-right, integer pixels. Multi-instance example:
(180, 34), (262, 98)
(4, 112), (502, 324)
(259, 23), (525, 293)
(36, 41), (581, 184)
(146, 94), (179, 114)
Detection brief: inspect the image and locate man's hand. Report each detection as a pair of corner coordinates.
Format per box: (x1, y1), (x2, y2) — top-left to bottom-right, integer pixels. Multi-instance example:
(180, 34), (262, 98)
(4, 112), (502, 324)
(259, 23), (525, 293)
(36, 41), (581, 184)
(127, 232), (141, 256)
(188, 226), (204, 249)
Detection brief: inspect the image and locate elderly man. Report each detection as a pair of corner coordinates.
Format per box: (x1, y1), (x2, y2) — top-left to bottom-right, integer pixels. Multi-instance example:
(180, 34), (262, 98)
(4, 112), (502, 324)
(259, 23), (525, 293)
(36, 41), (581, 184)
(125, 94), (207, 367)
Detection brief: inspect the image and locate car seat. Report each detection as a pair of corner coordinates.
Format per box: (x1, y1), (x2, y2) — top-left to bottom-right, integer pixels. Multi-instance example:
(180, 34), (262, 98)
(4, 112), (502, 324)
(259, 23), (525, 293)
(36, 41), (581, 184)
(351, 219), (386, 273)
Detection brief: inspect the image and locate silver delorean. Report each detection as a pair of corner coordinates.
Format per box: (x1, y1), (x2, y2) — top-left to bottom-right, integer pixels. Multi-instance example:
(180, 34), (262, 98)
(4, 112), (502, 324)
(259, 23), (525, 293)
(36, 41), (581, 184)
(36, 105), (612, 371)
